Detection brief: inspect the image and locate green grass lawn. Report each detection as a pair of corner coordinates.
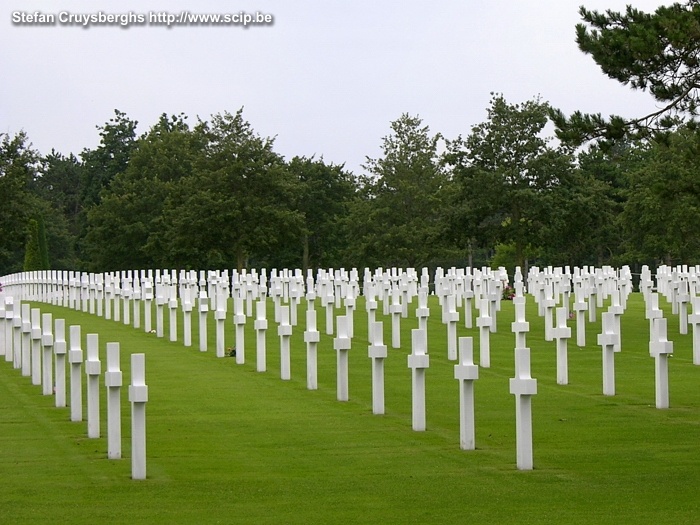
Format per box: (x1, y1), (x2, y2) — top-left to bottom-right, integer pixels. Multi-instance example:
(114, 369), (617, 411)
(1, 292), (699, 524)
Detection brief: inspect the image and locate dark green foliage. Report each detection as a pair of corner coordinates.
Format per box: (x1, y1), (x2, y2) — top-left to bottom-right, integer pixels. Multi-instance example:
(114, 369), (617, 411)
(287, 156), (357, 273)
(23, 218), (42, 271)
(347, 114), (457, 269)
(446, 94), (573, 269)
(37, 215), (49, 269)
(0, 132), (40, 274)
(552, 1), (700, 146)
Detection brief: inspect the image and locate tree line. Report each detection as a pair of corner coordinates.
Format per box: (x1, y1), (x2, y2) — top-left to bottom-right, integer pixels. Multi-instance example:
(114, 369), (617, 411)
(2, 2), (700, 276)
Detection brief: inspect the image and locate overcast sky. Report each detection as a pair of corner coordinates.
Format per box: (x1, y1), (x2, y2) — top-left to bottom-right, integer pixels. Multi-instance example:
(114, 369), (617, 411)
(1, 0), (669, 175)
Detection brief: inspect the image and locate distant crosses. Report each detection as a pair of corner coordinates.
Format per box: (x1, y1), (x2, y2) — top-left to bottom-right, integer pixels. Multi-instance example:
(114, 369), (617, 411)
(454, 337), (478, 450)
(649, 317), (673, 409)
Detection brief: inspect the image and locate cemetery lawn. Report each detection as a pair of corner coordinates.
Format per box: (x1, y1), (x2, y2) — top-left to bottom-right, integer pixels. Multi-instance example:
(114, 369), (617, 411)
(1, 294), (700, 524)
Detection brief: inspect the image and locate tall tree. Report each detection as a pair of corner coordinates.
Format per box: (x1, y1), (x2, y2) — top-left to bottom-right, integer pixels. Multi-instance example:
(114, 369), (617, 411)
(619, 125), (700, 264)
(287, 156), (356, 272)
(349, 114), (453, 268)
(23, 219), (42, 271)
(160, 109), (302, 270)
(0, 131), (41, 274)
(80, 109), (138, 207)
(83, 114), (205, 271)
(552, 2), (700, 146)
(445, 94), (573, 269)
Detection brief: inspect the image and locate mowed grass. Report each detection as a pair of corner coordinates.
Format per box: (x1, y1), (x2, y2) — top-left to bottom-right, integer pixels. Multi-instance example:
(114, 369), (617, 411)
(1, 293), (700, 524)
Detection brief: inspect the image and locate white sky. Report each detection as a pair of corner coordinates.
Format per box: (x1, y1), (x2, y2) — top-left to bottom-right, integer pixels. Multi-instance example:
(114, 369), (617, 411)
(1, 0), (670, 175)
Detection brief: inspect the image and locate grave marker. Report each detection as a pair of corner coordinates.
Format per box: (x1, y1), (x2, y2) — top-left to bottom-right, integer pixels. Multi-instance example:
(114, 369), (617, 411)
(54, 319), (67, 407)
(649, 317), (673, 409)
(408, 328), (429, 431)
(85, 334), (101, 438)
(254, 299), (267, 372)
(304, 308), (320, 390)
(278, 305), (292, 380)
(333, 315), (351, 401)
(105, 342), (122, 459)
(69, 325), (83, 422)
(597, 312), (618, 396)
(41, 313), (53, 396)
(454, 337), (478, 450)
(368, 321), (387, 415)
(30, 308), (42, 386)
(509, 347), (537, 471)
(129, 353), (148, 480)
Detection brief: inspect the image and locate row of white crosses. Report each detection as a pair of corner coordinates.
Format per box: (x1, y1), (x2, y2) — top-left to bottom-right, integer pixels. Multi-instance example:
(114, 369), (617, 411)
(3, 263), (683, 471)
(0, 297), (148, 480)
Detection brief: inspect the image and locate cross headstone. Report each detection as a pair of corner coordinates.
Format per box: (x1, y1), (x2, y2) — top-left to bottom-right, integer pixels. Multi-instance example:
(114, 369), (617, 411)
(129, 353), (148, 480)
(334, 315), (351, 401)
(54, 319), (67, 407)
(688, 297), (700, 365)
(597, 312), (619, 396)
(445, 294), (459, 361)
(278, 305), (292, 380)
(368, 321), (388, 415)
(30, 308), (42, 386)
(552, 307), (571, 385)
(511, 296), (529, 351)
(21, 303), (31, 377)
(391, 287), (402, 349)
(69, 325), (83, 422)
(304, 308), (320, 390)
(229, 291), (244, 365)
(105, 342), (122, 459)
(454, 337), (478, 450)
(476, 298), (492, 368)
(509, 346), (537, 471)
(407, 328), (430, 431)
(41, 313), (53, 396)
(3, 298), (13, 364)
(649, 317), (673, 409)
(254, 299), (268, 372)
(85, 334), (101, 438)
(198, 291), (209, 352)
